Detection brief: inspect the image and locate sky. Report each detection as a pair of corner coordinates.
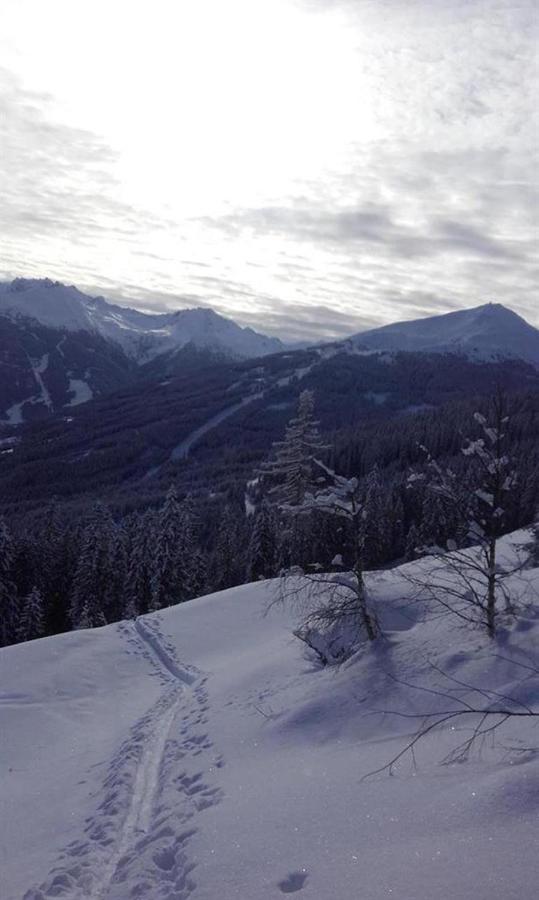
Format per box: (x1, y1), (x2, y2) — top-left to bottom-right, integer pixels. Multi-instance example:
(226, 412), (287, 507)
(0, 0), (537, 342)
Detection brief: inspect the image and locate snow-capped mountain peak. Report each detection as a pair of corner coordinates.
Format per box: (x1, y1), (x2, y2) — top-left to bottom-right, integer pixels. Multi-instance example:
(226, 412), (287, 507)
(0, 277), (285, 424)
(351, 302), (539, 367)
(0, 278), (284, 362)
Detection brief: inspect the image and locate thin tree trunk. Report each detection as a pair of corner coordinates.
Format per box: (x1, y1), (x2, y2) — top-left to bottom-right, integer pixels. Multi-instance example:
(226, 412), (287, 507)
(354, 554), (377, 641)
(486, 536), (497, 638)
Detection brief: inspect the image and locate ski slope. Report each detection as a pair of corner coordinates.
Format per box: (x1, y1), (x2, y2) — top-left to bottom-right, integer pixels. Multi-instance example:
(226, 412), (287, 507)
(1, 533), (538, 899)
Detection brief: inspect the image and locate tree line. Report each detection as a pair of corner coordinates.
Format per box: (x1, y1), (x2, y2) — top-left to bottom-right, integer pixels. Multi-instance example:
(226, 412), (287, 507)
(1, 388), (538, 648)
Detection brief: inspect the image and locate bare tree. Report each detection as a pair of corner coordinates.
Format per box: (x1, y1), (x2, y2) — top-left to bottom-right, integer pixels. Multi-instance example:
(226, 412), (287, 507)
(362, 656), (539, 779)
(407, 392), (519, 637)
(271, 464), (380, 659)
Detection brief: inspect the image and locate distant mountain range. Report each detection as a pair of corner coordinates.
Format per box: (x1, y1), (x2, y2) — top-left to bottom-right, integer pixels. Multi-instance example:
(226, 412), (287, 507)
(1, 277), (538, 426)
(0, 278), (284, 423)
(351, 302), (539, 368)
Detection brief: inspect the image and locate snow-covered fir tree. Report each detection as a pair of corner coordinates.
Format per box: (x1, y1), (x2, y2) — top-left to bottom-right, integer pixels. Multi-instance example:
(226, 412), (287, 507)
(174, 493), (202, 602)
(150, 485), (185, 611)
(212, 505), (243, 591)
(276, 457), (379, 643)
(362, 465), (389, 567)
(246, 500), (279, 581)
(69, 503), (114, 629)
(124, 509), (156, 617)
(18, 586), (45, 642)
(103, 524), (128, 622)
(260, 390), (328, 507)
(0, 516), (18, 647)
(405, 522), (421, 560)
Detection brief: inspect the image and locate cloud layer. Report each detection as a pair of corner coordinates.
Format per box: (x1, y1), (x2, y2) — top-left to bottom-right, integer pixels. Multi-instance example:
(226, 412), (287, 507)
(0, 0), (537, 341)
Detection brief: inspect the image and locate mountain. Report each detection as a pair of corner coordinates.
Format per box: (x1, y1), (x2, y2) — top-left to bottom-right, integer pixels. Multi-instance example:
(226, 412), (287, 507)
(1, 530), (537, 899)
(2, 340), (538, 514)
(0, 278), (284, 423)
(351, 303), (539, 367)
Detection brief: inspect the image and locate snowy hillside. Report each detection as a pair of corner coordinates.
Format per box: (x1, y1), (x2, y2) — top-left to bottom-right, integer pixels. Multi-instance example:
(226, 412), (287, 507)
(352, 303), (539, 367)
(0, 278), (284, 362)
(1, 531), (537, 900)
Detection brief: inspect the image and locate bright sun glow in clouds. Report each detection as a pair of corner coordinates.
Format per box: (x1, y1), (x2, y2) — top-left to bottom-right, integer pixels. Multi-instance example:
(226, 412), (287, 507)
(0, 0), (537, 339)
(2, 0), (369, 212)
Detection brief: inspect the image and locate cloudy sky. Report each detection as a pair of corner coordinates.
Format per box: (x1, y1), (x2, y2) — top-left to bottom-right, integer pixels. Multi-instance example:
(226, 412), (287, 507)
(1, 0), (537, 341)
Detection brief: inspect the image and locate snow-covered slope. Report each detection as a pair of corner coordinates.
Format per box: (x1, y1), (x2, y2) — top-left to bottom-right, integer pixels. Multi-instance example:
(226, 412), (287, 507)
(352, 303), (539, 367)
(1, 531), (537, 899)
(0, 278), (284, 362)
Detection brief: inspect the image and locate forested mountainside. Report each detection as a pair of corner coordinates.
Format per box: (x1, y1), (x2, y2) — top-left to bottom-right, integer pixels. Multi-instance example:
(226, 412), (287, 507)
(1, 359), (538, 648)
(0, 347), (537, 513)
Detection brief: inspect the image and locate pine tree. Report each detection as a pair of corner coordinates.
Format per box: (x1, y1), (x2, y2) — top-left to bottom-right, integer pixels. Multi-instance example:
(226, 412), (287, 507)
(405, 522), (420, 560)
(390, 492), (406, 560)
(246, 501), (279, 581)
(150, 486), (186, 611)
(69, 503), (114, 629)
(362, 465), (389, 567)
(0, 516), (18, 647)
(287, 468), (379, 642)
(175, 495), (198, 602)
(104, 525), (128, 621)
(189, 547), (208, 598)
(419, 490), (449, 551)
(18, 586), (45, 642)
(212, 506), (243, 591)
(124, 510), (155, 617)
(38, 501), (69, 633)
(260, 390), (328, 507)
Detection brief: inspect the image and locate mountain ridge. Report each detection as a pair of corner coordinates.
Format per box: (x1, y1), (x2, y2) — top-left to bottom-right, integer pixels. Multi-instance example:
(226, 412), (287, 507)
(0, 278), (284, 361)
(351, 302), (539, 367)
(0, 278), (285, 424)
(1, 280), (538, 427)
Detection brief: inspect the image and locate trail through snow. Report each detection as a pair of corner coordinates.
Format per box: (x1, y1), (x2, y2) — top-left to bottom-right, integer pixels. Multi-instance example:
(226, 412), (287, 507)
(145, 391), (263, 479)
(23, 617), (223, 900)
(4, 533), (537, 900)
(170, 393), (263, 462)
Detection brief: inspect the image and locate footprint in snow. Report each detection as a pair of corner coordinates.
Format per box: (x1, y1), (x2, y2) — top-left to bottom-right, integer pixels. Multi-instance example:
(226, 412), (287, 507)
(278, 871), (309, 893)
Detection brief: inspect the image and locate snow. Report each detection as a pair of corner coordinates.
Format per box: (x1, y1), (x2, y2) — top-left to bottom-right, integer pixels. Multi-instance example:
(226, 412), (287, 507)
(0, 278), (283, 363)
(1, 353), (53, 423)
(31, 353), (53, 410)
(170, 396), (262, 462)
(277, 364), (315, 388)
(352, 302), (539, 367)
(145, 392), (265, 476)
(67, 378), (94, 406)
(3, 400), (26, 425)
(0, 279), (97, 331)
(1, 531), (537, 899)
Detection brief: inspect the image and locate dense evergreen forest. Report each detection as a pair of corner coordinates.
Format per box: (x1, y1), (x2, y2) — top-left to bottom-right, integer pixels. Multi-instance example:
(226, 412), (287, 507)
(1, 376), (538, 648)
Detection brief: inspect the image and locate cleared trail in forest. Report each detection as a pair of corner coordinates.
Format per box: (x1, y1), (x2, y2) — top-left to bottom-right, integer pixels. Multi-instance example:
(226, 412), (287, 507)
(145, 390), (264, 479)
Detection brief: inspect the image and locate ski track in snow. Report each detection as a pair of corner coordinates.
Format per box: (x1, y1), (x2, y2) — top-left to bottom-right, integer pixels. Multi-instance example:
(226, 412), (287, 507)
(30, 353), (53, 410)
(2, 354), (53, 424)
(145, 391), (264, 479)
(23, 617), (224, 900)
(170, 393), (263, 462)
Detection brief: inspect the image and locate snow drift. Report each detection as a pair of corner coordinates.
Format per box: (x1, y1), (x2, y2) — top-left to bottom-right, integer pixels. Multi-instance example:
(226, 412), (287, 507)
(1, 531), (537, 899)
